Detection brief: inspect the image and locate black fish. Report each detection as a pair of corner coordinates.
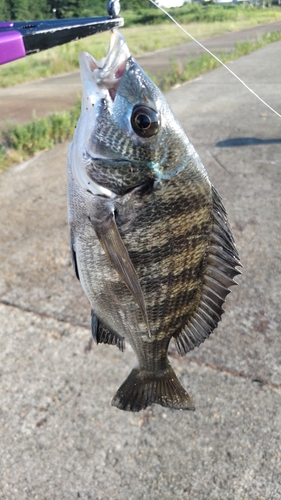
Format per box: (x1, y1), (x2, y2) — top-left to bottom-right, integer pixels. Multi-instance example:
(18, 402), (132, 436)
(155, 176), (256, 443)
(67, 30), (241, 412)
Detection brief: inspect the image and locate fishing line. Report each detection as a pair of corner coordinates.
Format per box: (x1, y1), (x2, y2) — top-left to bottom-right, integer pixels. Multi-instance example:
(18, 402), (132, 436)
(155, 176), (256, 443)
(149, 0), (281, 119)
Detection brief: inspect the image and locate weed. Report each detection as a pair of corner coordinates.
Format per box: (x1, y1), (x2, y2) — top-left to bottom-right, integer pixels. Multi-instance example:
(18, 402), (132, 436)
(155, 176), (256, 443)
(0, 101), (80, 170)
(154, 31), (281, 91)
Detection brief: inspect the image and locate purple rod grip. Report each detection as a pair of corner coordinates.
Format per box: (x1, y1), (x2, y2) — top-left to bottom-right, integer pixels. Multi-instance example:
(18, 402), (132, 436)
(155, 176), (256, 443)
(0, 22), (14, 28)
(0, 30), (26, 65)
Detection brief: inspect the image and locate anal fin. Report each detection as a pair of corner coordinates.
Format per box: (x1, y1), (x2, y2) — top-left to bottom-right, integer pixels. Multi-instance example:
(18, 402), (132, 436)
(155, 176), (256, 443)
(91, 310), (125, 352)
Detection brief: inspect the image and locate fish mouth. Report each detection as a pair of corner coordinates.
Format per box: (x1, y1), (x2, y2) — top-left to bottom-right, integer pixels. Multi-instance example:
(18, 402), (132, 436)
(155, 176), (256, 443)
(70, 30), (131, 199)
(79, 29), (130, 103)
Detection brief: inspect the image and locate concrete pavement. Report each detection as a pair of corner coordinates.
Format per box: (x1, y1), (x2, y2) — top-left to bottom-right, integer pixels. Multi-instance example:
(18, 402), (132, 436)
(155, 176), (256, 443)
(0, 41), (281, 499)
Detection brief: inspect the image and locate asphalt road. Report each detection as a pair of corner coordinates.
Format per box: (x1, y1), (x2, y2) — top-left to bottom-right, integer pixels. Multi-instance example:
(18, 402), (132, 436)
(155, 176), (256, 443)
(0, 40), (281, 499)
(0, 20), (281, 130)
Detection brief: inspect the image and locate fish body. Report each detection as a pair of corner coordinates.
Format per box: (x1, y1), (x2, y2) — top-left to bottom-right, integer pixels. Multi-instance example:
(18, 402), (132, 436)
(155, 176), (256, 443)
(68, 30), (241, 412)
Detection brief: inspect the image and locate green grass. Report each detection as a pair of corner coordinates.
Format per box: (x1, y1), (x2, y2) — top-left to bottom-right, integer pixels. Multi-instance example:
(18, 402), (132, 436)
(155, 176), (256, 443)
(0, 100), (81, 171)
(1, 30), (281, 172)
(123, 3), (281, 26)
(154, 30), (281, 90)
(1, 6), (281, 87)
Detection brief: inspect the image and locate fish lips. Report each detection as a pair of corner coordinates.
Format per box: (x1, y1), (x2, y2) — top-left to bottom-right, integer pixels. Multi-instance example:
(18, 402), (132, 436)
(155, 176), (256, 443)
(79, 29), (130, 106)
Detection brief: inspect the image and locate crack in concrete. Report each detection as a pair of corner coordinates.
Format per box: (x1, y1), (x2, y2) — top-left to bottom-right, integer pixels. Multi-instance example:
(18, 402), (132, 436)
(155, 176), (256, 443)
(0, 299), (87, 330)
(169, 349), (281, 391)
(35, 390), (80, 428)
(206, 147), (231, 174)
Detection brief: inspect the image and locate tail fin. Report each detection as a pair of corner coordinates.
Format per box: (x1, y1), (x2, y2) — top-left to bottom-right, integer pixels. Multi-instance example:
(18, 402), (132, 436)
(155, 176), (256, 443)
(111, 364), (195, 412)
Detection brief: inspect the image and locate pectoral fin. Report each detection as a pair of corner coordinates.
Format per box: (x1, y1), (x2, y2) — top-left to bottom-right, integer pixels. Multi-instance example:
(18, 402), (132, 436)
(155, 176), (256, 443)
(90, 204), (151, 337)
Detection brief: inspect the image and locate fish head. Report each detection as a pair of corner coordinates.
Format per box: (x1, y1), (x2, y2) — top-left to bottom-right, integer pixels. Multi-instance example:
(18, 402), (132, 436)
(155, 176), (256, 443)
(70, 29), (198, 196)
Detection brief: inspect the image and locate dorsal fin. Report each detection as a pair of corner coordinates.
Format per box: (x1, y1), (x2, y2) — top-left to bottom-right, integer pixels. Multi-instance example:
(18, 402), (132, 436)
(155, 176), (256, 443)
(174, 185), (242, 355)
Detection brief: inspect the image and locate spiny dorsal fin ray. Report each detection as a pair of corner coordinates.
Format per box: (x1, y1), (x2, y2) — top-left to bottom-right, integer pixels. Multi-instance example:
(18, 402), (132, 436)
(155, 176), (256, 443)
(174, 185), (241, 355)
(209, 244), (241, 268)
(199, 297), (224, 320)
(207, 254), (240, 279)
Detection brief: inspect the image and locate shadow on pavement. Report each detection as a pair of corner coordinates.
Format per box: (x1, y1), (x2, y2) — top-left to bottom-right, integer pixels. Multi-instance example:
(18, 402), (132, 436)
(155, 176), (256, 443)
(216, 137), (281, 147)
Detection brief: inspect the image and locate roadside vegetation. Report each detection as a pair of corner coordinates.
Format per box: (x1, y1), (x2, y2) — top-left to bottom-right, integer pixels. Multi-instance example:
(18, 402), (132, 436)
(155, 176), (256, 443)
(153, 29), (281, 89)
(1, 29), (281, 172)
(123, 2), (281, 27)
(0, 101), (80, 170)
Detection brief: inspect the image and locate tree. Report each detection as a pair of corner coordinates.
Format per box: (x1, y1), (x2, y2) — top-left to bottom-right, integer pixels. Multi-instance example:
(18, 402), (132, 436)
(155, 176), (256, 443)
(0, 0), (155, 21)
(0, 0), (11, 20)
(121, 0), (153, 9)
(1, 0), (50, 20)
(47, 0), (107, 18)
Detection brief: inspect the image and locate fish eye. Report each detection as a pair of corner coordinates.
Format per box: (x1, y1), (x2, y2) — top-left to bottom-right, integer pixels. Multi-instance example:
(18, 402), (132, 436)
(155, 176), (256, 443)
(131, 105), (159, 138)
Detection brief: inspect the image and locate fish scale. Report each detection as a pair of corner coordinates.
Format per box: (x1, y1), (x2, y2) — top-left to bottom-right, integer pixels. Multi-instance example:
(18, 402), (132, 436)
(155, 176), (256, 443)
(117, 174), (209, 333)
(68, 29), (241, 412)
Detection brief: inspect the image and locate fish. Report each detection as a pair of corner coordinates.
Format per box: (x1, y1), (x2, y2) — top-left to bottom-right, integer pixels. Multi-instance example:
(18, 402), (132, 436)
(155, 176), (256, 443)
(67, 29), (241, 412)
